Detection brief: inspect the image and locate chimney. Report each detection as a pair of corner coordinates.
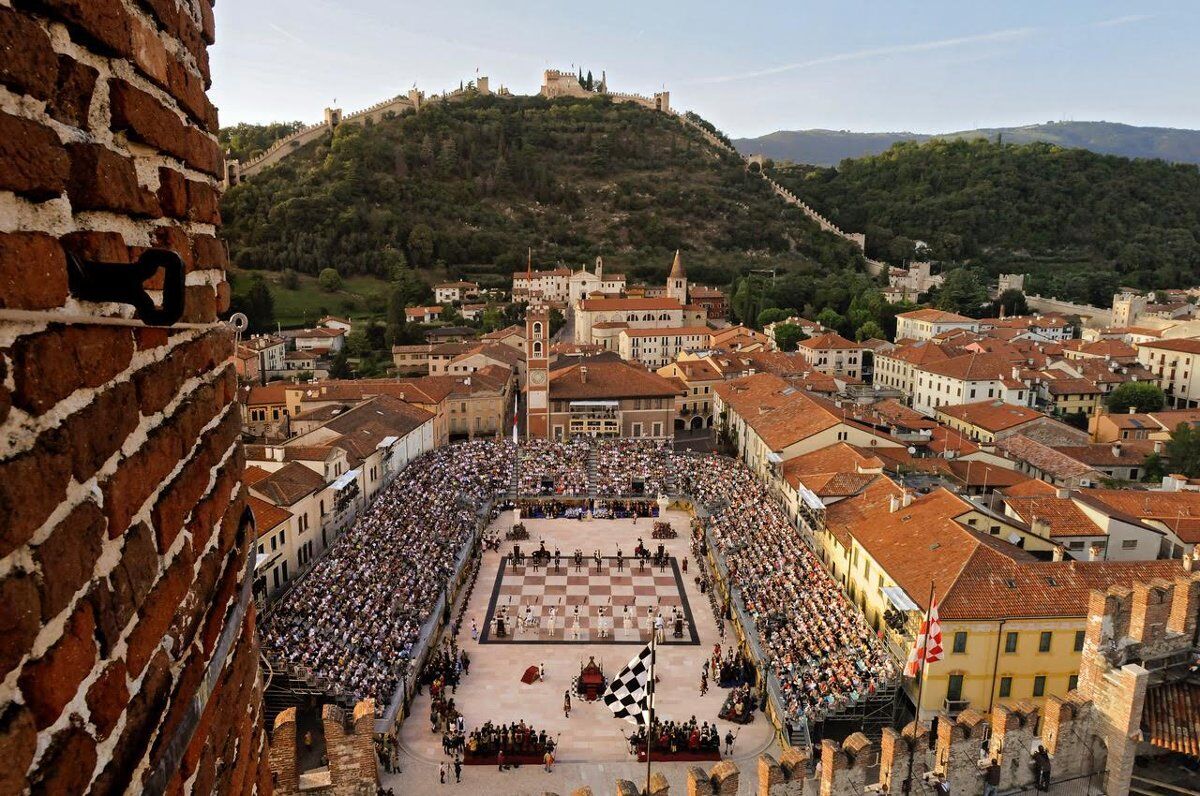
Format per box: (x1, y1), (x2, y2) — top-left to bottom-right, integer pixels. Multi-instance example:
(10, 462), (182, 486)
(580, 366), (587, 384)
(1111, 441), (1121, 458)
(901, 491), (914, 508)
(1088, 543), (1103, 562)
(889, 495), (900, 513)
(1032, 517), (1053, 537)
(1055, 487), (1071, 499)
(1184, 551), (1195, 572)
(1128, 406), (1137, 414)
(1052, 546), (1065, 562)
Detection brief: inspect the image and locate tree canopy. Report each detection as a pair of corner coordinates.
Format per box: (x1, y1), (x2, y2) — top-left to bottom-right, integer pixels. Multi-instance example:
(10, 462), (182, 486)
(1105, 382), (1166, 414)
(769, 138), (1200, 304)
(220, 96), (869, 288)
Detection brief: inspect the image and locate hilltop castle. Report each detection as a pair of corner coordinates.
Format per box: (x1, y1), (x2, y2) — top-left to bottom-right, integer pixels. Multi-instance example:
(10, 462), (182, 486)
(224, 69), (672, 186)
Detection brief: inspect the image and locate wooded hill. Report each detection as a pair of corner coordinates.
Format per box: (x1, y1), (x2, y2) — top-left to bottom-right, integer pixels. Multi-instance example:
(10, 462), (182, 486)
(768, 138), (1200, 305)
(218, 95), (869, 291)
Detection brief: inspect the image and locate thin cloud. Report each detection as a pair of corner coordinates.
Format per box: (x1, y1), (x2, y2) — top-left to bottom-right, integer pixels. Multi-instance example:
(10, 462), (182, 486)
(1092, 14), (1153, 28)
(268, 23), (305, 45)
(692, 27), (1038, 85)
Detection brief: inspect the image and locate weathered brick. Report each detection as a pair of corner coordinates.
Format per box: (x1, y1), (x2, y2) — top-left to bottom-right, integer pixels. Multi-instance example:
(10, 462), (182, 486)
(0, 7), (58, 100)
(66, 142), (160, 216)
(61, 230), (133, 263)
(151, 225), (195, 274)
(129, 14), (170, 90)
(10, 325), (134, 415)
(109, 78), (222, 176)
(102, 419), (183, 536)
(65, 380), (140, 482)
(0, 704), (38, 796)
(0, 572), (42, 680)
(154, 408), (239, 552)
(157, 166), (188, 218)
(18, 601), (98, 730)
(86, 659), (129, 741)
(182, 283), (218, 322)
(0, 111), (69, 200)
(191, 233), (228, 270)
(0, 354), (9, 427)
(33, 499), (105, 621)
(29, 721), (99, 796)
(198, 0), (215, 45)
(89, 522), (158, 656)
(215, 279), (232, 314)
(136, 0), (209, 83)
(0, 427), (73, 557)
(16, 0), (133, 57)
(134, 326), (170, 351)
(187, 179), (221, 224)
(47, 54), (99, 128)
(0, 231), (69, 310)
(134, 355), (182, 416)
(125, 545), (192, 676)
(89, 649), (170, 796)
(167, 56), (218, 130)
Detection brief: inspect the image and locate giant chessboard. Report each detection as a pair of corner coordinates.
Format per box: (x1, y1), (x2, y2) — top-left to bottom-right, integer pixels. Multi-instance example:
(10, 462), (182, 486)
(480, 556), (699, 645)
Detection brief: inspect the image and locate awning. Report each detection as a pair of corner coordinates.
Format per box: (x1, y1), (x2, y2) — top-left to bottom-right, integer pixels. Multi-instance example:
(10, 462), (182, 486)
(796, 484), (824, 511)
(255, 551), (280, 572)
(376, 435), (399, 450)
(882, 586), (920, 612)
(331, 468), (359, 490)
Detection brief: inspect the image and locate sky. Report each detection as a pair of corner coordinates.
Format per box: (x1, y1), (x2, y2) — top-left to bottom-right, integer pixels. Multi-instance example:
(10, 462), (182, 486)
(209, 0), (1200, 139)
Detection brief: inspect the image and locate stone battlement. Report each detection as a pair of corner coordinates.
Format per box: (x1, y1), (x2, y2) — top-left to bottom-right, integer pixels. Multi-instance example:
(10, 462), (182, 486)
(269, 698), (378, 795)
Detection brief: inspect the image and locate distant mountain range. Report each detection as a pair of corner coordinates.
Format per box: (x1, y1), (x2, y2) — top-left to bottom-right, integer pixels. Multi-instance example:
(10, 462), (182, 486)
(733, 121), (1200, 166)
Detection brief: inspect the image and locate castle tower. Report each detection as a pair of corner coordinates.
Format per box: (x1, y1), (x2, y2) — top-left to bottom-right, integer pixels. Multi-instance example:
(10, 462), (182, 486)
(667, 249), (688, 304)
(595, 255), (604, 281)
(526, 304), (551, 438)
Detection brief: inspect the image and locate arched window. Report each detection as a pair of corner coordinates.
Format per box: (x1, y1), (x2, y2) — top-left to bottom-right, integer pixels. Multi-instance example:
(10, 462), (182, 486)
(532, 341), (542, 356)
(532, 321), (543, 337)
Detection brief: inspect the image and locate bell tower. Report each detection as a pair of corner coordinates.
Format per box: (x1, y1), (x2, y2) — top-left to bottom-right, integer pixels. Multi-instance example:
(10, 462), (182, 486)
(666, 249), (688, 303)
(526, 304), (550, 438)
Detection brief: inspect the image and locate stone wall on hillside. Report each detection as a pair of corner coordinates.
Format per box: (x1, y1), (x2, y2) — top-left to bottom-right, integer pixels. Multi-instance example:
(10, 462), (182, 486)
(0, 0), (268, 793)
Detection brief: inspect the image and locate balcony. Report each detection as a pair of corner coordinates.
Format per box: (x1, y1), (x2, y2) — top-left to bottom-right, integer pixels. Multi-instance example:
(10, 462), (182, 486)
(944, 698), (971, 715)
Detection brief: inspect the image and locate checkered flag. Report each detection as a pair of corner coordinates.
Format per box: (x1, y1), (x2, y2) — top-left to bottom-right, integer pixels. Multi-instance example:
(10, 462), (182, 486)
(603, 642), (655, 726)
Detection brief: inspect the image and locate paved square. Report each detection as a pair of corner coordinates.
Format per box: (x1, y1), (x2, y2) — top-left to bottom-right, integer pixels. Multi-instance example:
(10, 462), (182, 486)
(481, 555), (699, 644)
(392, 508), (776, 794)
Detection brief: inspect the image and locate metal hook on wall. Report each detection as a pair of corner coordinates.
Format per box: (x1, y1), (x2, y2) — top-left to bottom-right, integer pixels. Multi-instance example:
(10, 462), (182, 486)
(66, 247), (186, 326)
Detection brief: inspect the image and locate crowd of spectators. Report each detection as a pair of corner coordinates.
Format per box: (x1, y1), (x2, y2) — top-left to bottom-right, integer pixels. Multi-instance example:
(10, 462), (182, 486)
(595, 439), (677, 496)
(261, 437), (895, 724)
(518, 437), (590, 495)
(681, 452), (898, 722)
(260, 440), (512, 707)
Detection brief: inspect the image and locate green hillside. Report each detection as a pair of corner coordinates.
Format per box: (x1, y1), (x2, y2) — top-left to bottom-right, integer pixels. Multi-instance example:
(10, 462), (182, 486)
(218, 95), (869, 293)
(768, 138), (1200, 304)
(735, 121), (1200, 167)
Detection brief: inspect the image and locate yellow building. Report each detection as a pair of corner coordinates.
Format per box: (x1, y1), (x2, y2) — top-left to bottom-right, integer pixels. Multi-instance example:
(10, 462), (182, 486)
(1042, 377), (1104, 417)
(810, 468), (1186, 719)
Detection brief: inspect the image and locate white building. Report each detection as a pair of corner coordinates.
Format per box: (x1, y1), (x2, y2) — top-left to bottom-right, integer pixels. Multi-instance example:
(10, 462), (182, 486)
(912, 352), (1029, 416)
(1136, 337), (1200, 407)
(434, 281), (480, 304)
(797, 332), (866, 379)
(895, 308), (981, 342)
(618, 326), (711, 369)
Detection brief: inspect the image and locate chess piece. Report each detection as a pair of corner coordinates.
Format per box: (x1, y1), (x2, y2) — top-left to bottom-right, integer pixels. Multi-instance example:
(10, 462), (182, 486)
(547, 606), (557, 638)
(572, 607), (581, 640)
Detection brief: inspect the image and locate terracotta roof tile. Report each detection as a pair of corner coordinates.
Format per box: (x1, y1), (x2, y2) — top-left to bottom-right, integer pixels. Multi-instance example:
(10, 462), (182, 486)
(938, 400), (1045, 433)
(247, 495), (291, 538)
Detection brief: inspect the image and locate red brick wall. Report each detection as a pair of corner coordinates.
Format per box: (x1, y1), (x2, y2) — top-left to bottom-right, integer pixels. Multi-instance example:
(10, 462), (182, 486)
(0, 1), (268, 793)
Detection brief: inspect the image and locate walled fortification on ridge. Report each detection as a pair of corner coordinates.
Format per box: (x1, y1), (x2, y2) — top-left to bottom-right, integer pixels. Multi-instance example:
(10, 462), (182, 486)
(223, 68), (880, 266)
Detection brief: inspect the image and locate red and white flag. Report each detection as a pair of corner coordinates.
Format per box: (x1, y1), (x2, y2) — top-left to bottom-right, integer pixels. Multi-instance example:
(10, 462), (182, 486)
(904, 597), (943, 678)
(512, 392), (519, 444)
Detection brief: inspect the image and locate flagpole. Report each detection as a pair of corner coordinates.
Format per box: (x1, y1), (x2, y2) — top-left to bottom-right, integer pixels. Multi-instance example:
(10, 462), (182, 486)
(904, 579), (936, 794)
(645, 629), (656, 795)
